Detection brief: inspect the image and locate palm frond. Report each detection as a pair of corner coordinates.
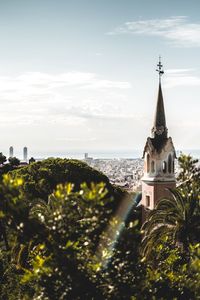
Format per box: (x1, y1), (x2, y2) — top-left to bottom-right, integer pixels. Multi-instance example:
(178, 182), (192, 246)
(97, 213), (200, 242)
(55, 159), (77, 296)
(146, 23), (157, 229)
(141, 188), (199, 258)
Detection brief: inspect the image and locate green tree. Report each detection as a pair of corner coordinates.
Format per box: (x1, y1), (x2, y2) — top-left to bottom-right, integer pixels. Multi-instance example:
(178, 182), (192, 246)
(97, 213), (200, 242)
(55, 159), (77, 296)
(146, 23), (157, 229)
(178, 153), (200, 197)
(141, 189), (200, 259)
(0, 152), (6, 165)
(20, 182), (111, 299)
(0, 175), (115, 299)
(8, 157), (20, 167)
(0, 161), (200, 299)
(100, 219), (143, 300)
(139, 241), (200, 300)
(10, 158), (126, 211)
(29, 157), (36, 164)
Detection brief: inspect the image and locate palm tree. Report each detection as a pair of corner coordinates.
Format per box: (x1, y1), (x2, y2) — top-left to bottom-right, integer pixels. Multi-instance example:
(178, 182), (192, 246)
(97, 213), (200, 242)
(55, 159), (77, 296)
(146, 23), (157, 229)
(141, 189), (200, 259)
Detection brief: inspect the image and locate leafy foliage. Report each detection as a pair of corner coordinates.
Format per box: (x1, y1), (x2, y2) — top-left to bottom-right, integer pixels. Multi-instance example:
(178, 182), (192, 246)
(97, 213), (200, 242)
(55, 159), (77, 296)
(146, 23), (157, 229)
(0, 154), (199, 299)
(0, 152), (7, 165)
(178, 153), (200, 197)
(21, 182), (111, 299)
(0, 153), (22, 180)
(8, 157), (20, 167)
(139, 154), (200, 299)
(10, 158), (125, 203)
(141, 189), (200, 258)
(140, 242), (200, 300)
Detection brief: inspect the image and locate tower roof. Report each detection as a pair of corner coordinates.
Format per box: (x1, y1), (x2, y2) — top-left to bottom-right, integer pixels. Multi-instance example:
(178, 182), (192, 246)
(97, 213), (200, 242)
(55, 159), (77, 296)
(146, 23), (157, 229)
(142, 58), (176, 158)
(151, 58), (168, 139)
(153, 83), (166, 128)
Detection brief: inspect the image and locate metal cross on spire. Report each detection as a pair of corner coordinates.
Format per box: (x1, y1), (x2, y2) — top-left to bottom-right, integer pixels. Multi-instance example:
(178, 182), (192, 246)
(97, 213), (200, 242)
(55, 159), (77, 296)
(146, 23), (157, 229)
(156, 56), (164, 83)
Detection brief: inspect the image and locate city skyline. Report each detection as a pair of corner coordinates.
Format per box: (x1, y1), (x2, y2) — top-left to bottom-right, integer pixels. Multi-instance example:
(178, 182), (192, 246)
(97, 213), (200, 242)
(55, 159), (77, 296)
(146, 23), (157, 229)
(1, 1), (200, 157)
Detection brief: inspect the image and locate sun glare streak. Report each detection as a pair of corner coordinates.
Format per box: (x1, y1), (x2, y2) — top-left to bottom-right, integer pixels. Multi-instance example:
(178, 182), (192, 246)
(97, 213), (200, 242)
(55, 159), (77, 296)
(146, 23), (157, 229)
(96, 193), (140, 268)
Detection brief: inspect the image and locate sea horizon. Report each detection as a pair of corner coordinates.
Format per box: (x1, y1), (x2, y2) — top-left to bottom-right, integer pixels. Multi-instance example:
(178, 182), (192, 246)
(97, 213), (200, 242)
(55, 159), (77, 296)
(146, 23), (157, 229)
(8, 149), (200, 160)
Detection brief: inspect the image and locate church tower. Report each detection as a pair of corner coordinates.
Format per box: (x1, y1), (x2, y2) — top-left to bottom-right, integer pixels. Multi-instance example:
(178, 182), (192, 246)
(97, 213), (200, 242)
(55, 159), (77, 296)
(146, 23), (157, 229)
(141, 58), (176, 215)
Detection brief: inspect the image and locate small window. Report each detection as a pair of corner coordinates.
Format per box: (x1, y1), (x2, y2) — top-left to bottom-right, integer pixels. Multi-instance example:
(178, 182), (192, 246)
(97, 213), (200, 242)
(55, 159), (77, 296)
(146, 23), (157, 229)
(163, 161), (167, 173)
(151, 160), (155, 173)
(146, 195), (150, 207)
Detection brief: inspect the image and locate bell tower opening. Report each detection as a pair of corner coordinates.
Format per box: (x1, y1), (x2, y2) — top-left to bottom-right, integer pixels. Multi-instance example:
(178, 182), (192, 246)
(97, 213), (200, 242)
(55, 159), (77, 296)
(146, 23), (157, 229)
(147, 154), (150, 173)
(163, 161), (167, 173)
(151, 160), (155, 173)
(168, 154), (172, 173)
(146, 195), (151, 207)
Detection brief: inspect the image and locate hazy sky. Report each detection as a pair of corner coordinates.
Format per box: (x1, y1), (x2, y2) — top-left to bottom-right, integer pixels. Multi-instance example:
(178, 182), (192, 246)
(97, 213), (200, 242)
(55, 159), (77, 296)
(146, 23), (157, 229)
(1, 0), (200, 157)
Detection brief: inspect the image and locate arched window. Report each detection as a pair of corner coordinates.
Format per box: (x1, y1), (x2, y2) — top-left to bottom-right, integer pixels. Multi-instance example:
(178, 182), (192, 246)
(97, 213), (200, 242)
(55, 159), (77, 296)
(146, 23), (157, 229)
(168, 154), (172, 173)
(151, 160), (155, 173)
(147, 154), (150, 173)
(173, 160), (175, 173)
(146, 195), (150, 207)
(163, 161), (167, 173)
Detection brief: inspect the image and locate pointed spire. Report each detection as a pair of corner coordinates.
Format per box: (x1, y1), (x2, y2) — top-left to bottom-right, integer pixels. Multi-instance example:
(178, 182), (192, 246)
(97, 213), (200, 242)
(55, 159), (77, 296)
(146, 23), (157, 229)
(154, 83), (166, 128)
(151, 57), (168, 139)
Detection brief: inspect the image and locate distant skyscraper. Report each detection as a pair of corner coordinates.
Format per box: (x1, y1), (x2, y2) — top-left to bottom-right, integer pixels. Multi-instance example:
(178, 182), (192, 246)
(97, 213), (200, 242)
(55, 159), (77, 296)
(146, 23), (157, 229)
(23, 147), (28, 162)
(9, 146), (14, 158)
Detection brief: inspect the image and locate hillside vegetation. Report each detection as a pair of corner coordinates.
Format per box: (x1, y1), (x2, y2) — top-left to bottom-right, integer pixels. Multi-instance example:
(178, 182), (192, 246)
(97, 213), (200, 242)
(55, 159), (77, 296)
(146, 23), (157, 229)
(0, 155), (199, 299)
(10, 158), (126, 203)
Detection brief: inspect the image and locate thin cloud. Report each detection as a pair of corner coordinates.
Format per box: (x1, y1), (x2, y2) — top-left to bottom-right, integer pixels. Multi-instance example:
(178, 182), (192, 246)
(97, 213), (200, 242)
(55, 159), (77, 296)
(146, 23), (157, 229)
(46, 104), (136, 122)
(108, 16), (200, 47)
(0, 72), (131, 101)
(164, 69), (200, 88)
(0, 71), (132, 127)
(165, 69), (194, 74)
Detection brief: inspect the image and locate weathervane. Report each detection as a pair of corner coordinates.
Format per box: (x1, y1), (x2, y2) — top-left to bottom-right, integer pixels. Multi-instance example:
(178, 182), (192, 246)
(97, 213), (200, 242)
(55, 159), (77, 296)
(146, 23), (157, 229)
(156, 56), (164, 83)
